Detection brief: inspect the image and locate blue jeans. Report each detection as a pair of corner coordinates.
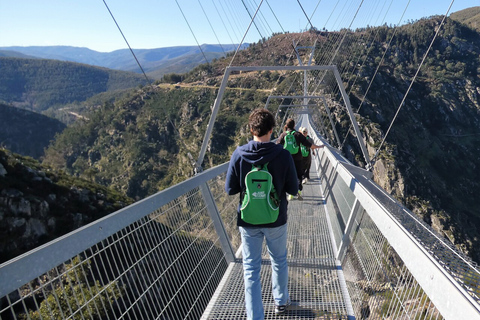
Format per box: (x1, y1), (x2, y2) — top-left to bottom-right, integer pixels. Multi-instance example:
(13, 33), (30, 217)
(239, 224), (289, 320)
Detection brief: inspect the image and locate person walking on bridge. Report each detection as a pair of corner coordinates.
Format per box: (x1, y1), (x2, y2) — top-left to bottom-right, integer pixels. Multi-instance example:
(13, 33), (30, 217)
(300, 127), (315, 184)
(225, 108), (298, 319)
(277, 119), (323, 200)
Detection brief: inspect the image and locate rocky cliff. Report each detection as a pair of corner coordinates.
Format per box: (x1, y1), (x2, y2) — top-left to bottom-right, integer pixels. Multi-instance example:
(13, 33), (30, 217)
(0, 148), (132, 263)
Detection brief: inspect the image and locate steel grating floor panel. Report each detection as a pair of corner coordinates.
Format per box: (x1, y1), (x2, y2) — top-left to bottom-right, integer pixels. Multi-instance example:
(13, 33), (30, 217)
(203, 163), (350, 319)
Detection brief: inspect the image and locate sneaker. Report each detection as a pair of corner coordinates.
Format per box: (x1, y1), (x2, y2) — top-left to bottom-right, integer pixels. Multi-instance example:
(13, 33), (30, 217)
(288, 194), (294, 201)
(302, 178), (308, 184)
(296, 191), (303, 200)
(275, 301), (291, 314)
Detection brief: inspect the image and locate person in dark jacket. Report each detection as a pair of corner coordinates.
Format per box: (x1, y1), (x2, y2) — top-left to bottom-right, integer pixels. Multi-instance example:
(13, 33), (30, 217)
(277, 119), (323, 200)
(301, 127), (315, 184)
(225, 108), (298, 319)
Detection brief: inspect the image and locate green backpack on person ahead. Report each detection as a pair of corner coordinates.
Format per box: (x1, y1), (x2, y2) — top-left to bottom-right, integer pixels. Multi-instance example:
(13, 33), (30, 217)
(240, 162), (280, 225)
(301, 135), (311, 157)
(283, 130), (299, 154)
(301, 144), (309, 157)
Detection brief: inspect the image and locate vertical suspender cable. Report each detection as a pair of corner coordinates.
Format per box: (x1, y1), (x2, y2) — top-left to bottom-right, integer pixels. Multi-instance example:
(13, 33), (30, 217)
(226, 0), (247, 40)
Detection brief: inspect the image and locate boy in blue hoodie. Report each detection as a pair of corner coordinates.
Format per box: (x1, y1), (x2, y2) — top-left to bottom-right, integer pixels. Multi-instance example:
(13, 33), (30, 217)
(225, 108), (298, 319)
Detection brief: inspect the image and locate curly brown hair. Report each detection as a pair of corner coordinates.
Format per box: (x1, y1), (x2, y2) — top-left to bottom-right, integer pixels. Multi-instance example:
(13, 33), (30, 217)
(249, 108), (275, 137)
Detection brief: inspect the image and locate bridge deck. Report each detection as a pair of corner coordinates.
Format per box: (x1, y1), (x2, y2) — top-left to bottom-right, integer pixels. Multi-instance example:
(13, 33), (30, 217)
(203, 164), (351, 319)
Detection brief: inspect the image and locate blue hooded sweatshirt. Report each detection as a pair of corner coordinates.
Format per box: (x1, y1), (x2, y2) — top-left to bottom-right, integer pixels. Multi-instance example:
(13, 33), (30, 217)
(225, 140), (298, 227)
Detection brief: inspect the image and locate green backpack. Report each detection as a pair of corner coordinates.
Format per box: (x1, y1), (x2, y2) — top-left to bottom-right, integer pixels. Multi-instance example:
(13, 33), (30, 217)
(283, 130), (299, 154)
(301, 135), (310, 157)
(301, 144), (309, 157)
(240, 162), (280, 225)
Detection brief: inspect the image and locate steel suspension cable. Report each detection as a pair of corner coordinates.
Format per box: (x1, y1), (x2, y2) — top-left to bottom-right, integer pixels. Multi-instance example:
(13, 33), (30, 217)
(315, 0), (352, 65)
(247, 0), (274, 36)
(295, 0), (341, 78)
(311, 0), (364, 94)
(308, 0), (325, 26)
(241, 0), (264, 39)
(265, 0), (285, 33)
(102, 0), (151, 84)
(327, 0), (365, 68)
(341, 0), (408, 148)
(296, 0), (316, 30)
(104, 0), (198, 166)
(371, 0), (455, 166)
(173, 0), (210, 65)
(255, 0), (307, 106)
(312, 0), (340, 64)
(225, 0), (246, 41)
(346, 0), (393, 94)
(328, 17), (376, 96)
(312, 0), (386, 97)
(210, 0), (236, 46)
(299, 0), (331, 98)
(298, 0), (345, 89)
(301, 0), (384, 148)
(217, 0), (241, 42)
(311, 0), (351, 78)
(228, 0), (265, 67)
(224, 0), (305, 119)
(197, 0), (227, 55)
(337, 0), (385, 80)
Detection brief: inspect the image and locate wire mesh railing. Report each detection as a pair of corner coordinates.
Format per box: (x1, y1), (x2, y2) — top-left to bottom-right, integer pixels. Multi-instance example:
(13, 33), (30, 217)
(0, 163), (239, 320)
(305, 113), (480, 319)
(342, 209), (443, 319)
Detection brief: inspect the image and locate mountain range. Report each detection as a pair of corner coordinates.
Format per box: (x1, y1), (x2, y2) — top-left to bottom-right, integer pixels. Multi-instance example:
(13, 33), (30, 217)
(0, 43), (248, 78)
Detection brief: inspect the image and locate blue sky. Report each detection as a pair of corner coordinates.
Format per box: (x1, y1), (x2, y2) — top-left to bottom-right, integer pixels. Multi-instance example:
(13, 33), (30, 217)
(0, 0), (477, 52)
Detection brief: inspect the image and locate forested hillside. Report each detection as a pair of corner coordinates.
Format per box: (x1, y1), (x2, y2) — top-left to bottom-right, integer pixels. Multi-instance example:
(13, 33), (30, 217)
(0, 103), (66, 159)
(43, 84), (266, 199)
(0, 57), (148, 111)
(40, 15), (480, 263)
(451, 6), (480, 32)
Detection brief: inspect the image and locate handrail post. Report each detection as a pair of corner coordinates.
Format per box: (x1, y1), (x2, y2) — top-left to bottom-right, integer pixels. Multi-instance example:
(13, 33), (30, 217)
(332, 65), (371, 168)
(320, 96), (342, 148)
(195, 68), (232, 171)
(199, 183), (235, 263)
(336, 198), (362, 261)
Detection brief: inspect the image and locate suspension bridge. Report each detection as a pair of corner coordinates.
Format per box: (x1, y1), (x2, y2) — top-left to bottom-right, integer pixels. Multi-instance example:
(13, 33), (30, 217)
(1, 0), (480, 319)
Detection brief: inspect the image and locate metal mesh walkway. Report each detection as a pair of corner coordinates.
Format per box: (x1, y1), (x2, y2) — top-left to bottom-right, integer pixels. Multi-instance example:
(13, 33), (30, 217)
(203, 164), (351, 319)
